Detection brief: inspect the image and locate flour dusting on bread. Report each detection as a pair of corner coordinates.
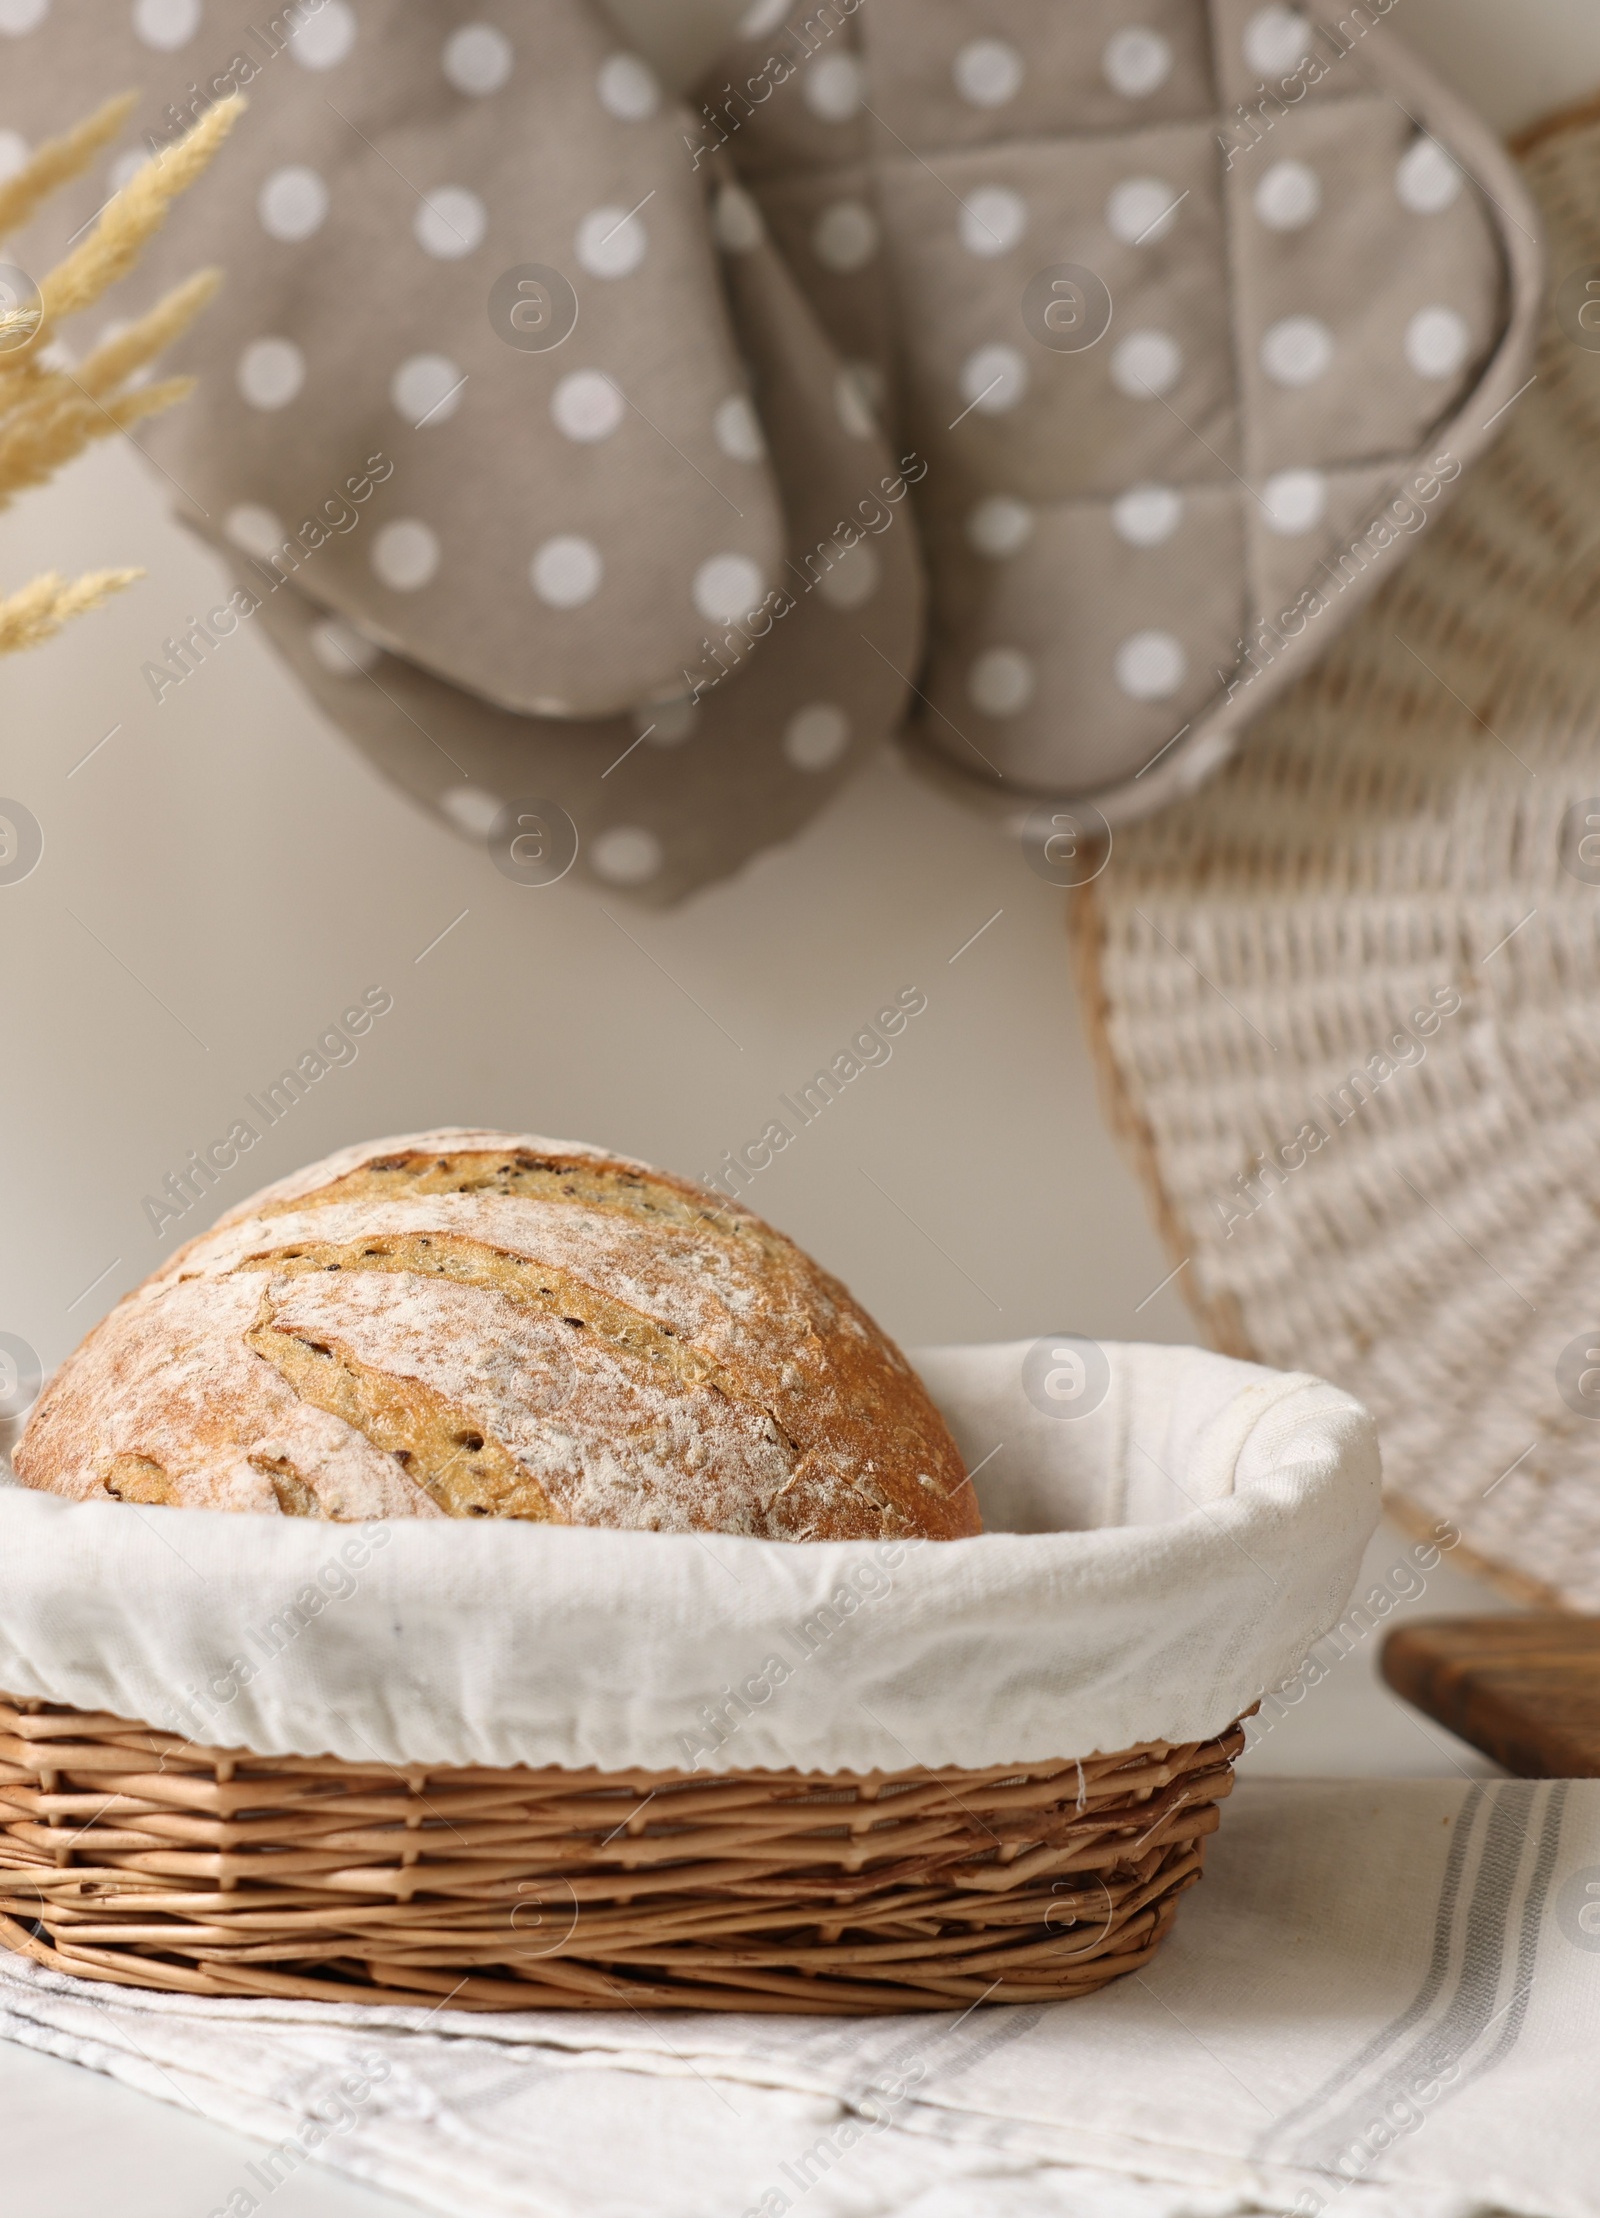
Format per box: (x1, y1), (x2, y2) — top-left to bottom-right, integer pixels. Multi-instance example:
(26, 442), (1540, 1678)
(16, 1130), (977, 1541)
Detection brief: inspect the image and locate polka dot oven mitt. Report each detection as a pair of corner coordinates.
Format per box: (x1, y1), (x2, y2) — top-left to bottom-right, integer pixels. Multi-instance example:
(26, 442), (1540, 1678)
(0, 0), (925, 904)
(249, 158), (927, 902)
(702, 0), (1540, 820)
(1, 0), (1539, 899)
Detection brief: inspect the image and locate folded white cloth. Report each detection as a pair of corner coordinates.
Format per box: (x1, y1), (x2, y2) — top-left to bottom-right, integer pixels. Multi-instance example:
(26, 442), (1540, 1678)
(0, 1341), (1378, 1772)
(2, 1776), (1594, 2218)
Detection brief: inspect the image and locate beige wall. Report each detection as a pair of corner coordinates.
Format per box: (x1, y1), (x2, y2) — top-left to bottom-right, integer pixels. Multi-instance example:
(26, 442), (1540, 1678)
(2, 2), (1595, 1390)
(1395, 0), (1600, 130)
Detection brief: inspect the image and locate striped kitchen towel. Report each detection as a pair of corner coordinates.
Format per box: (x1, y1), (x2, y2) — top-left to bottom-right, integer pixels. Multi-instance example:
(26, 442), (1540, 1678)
(1, 1775), (1595, 2218)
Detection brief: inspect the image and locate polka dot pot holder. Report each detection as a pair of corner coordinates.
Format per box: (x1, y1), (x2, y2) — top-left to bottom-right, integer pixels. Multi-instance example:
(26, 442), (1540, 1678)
(0, 0), (1540, 902)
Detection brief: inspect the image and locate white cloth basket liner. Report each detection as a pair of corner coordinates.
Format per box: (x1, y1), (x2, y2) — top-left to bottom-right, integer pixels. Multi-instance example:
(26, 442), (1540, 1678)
(0, 1341), (1380, 1774)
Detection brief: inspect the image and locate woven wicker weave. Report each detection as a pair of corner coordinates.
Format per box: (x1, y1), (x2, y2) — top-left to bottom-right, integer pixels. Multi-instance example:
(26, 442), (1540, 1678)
(1071, 101), (1600, 1614)
(0, 1695), (1242, 2014)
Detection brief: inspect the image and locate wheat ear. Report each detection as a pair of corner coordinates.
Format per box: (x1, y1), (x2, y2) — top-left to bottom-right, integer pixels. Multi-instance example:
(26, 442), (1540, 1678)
(0, 567), (143, 653)
(74, 267), (221, 397)
(38, 95), (242, 333)
(0, 373), (194, 510)
(0, 91), (138, 245)
(0, 96), (239, 652)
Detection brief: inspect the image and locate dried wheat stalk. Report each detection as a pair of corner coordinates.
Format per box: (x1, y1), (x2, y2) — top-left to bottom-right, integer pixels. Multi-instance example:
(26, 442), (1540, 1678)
(0, 91), (240, 654)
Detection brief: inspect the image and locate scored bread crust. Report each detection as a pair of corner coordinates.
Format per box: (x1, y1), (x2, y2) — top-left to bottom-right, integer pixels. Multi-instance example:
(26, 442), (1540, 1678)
(15, 1129), (978, 1541)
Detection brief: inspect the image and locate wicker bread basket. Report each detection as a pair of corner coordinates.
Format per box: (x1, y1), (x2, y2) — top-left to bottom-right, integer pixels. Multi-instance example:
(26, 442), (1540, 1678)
(0, 1339), (1378, 2015)
(0, 1697), (1244, 2014)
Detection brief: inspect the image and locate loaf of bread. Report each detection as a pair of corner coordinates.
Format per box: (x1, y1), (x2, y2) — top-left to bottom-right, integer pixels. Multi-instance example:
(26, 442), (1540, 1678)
(16, 1129), (978, 1541)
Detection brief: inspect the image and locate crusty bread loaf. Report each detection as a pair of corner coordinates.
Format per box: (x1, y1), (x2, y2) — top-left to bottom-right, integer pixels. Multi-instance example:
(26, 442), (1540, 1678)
(16, 1129), (978, 1541)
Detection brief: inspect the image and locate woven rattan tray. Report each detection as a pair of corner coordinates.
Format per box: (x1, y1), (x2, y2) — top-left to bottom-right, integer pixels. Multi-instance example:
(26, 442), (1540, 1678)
(0, 1695), (1243, 2014)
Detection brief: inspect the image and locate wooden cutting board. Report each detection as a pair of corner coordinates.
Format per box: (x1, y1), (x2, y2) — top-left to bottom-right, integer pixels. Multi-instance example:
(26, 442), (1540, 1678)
(1381, 1616), (1600, 1777)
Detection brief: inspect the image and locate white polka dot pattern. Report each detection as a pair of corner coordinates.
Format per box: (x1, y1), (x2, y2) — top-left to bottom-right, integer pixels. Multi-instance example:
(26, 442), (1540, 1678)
(848, 361), (886, 413)
(372, 520), (440, 592)
(1242, 6), (1312, 77)
(310, 618), (382, 675)
(643, 697), (697, 743)
(953, 38), (1023, 108)
(813, 200), (879, 272)
(693, 554), (765, 623)
(1261, 469), (1328, 535)
(550, 371), (624, 442)
(960, 186), (1026, 258)
(1261, 315), (1334, 387)
(531, 537), (604, 609)
(577, 204), (647, 277)
(968, 648), (1035, 717)
(1406, 306), (1471, 379)
(0, 129), (26, 180)
(1115, 630), (1186, 700)
(834, 367), (876, 439)
(784, 704), (850, 770)
(959, 344), (1027, 414)
(0, 0), (48, 34)
(1397, 138), (1463, 213)
(289, 0), (355, 69)
(804, 54), (862, 122)
(443, 24), (513, 96)
(237, 338), (305, 410)
(225, 504), (287, 560)
(1102, 28), (1172, 99)
(1111, 330), (1182, 398)
(967, 496), (1033, 557)
(392, 354), (465, 426)
(439, 785), (503, 834)
(1106, 177), (1181, 245)
(712, 184), (763, 253)
(714, 394), (765, 462)
(49, 0), (1513, 869)
(257, 166), (328, 242)
(1254, 160), (1320, 230)
(592, 826), (662, 883)
(1112, 485), (1183, 546)
(598, 53), (660, 120)
(132, 0), (197, 52)
(416, 187), (486, 260)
